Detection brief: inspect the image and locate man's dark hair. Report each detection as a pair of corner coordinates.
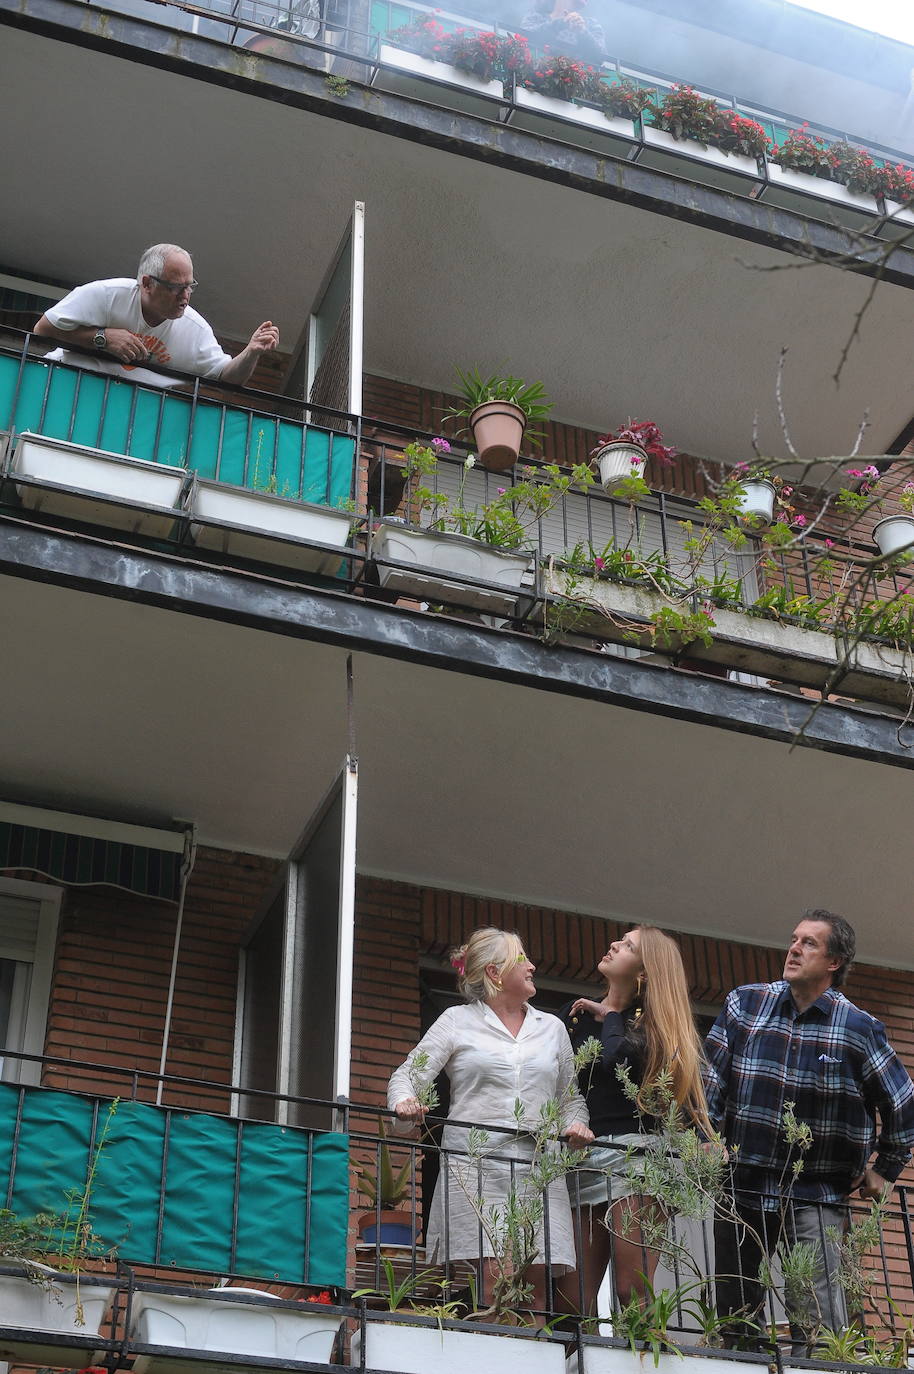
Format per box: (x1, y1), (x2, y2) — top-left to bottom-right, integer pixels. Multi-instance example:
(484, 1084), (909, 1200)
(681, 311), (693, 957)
(805, 908), (856, 987)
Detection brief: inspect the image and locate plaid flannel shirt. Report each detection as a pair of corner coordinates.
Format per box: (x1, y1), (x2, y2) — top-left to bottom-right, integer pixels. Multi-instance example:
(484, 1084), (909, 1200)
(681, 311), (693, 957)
(704, 982), (914, 1207)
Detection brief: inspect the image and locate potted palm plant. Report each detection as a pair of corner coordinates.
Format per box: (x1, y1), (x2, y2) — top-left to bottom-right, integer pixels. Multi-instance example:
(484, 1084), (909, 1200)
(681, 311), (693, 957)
(443, 367), (554, 471)
(353, 1118), (420, 1247)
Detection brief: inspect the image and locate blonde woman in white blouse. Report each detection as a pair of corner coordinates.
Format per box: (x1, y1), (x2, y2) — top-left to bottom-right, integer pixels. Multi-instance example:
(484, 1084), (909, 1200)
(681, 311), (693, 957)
(388, 927), (593, 1316)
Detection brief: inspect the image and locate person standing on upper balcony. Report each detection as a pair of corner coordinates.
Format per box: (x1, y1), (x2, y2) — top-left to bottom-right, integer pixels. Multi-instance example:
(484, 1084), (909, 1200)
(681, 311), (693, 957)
(33, 243), (279, 388)
(522, 0), (607, 66)
(704, 909), (914, 1355)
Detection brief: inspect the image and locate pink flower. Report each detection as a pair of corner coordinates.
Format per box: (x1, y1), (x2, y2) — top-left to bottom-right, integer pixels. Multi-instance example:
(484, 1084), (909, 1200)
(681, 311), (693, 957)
(794, 514), (807, 527)
(825, 538), (834, 548)
(594, 556), (605, 571)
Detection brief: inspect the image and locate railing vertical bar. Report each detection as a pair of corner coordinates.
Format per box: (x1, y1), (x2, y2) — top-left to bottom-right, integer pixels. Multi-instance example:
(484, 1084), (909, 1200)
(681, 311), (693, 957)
(95, 376), (112, 450)
(241, 410), (254, 487)
(125, 382), (140, 456)
(151, 392), (166, 467)
(154, 1109), (172, 1265)
(67, 368), (83, 443)
(228, 1117), (243, 1273)
(214, 404), (227, 483)
(298, 415), (308, 501)
(35, 355), (55, 434)
(4, 1087), (26, 1209)
(303, 1126), (314, 1282)
(6, 331), (33, 436)
(185, 376), (200, 471)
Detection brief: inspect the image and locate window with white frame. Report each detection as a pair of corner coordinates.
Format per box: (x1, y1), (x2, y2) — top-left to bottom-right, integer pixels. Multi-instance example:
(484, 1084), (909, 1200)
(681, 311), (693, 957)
(0, 878), (61, 1085)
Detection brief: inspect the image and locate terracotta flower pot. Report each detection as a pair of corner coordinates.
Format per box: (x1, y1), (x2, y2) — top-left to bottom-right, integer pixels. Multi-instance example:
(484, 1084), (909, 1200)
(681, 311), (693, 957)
(469, 400), (526, 471)
(243, 32), (304, 61)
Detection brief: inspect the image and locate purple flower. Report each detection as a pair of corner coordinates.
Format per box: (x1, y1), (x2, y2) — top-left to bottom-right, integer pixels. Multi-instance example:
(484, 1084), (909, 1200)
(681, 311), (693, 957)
(431, 437), (451, 453)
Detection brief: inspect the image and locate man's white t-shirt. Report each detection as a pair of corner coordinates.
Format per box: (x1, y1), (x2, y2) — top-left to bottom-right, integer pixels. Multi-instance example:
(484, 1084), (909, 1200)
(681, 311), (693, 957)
(45, 278), (231, 387)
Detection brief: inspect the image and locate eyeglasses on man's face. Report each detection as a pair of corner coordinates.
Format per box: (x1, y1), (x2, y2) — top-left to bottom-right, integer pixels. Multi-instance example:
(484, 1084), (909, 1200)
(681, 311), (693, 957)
(149, 274), (198, 295)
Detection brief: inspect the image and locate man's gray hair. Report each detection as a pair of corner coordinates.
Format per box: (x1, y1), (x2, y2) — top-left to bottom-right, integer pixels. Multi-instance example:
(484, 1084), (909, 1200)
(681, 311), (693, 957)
(137, 244), (192, 283)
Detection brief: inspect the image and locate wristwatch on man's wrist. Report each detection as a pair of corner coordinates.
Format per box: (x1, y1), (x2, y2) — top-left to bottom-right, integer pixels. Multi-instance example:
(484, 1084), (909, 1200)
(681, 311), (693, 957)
(93, 329), (107, 351)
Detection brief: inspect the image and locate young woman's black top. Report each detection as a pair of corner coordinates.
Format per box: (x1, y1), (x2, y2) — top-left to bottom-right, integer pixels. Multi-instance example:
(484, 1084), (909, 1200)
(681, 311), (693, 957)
(561, 999), (657, 1138)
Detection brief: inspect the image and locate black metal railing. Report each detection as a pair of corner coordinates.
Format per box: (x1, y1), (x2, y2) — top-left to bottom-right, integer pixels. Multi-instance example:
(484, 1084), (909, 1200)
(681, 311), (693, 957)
(54, 0), (914, 206)
(2, 330), (912, 705)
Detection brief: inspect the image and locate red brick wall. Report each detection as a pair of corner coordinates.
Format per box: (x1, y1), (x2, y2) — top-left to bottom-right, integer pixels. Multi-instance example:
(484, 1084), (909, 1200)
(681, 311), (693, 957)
(40, 846), (279, 1107)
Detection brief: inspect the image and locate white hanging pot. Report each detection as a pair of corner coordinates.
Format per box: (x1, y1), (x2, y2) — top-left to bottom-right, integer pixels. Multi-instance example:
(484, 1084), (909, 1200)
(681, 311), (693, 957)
(873, 515), (914, 557)
(737, 478), (776, 525)
(594, 441), (647, 491)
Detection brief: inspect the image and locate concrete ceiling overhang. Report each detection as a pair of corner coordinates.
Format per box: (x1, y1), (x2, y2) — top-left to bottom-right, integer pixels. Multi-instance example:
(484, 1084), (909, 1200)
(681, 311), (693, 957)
(2, 19), (914, 467)
(2, 569), (912, 971)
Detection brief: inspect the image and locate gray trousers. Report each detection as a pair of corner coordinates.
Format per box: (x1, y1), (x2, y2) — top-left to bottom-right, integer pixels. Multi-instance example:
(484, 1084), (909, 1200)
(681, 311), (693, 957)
(715, 1198), (848, 1352)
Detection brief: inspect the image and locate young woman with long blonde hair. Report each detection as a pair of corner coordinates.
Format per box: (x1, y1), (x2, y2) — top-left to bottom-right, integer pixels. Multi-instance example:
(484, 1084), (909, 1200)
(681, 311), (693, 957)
(559, 925), (712, 1316)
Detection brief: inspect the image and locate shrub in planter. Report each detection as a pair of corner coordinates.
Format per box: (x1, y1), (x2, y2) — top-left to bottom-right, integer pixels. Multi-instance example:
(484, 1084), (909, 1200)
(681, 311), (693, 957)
(825, 140), (882, 195)
(447, 28), (531, 82)
(712, 110), (772, 159)
(771, 123), (833, 179)
(523, 52), (595, 102)
(587, 76), (654, 120)
(876, 161), (914, 206)
(647, 83), (721, 144)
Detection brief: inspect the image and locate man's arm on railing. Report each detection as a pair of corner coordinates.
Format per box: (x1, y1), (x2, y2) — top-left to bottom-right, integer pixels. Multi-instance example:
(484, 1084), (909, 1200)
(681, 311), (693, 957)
(33, 314), (150, 364)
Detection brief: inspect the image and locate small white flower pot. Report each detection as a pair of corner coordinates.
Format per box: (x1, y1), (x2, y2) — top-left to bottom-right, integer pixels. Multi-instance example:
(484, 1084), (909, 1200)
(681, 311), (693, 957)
(371, 521), (533, 614)
(352, 1318), (566, 1374)
(374, 43), (504, 114)
(873, 515), (914, 558)
(736, 478), (776, 524)
(641, 125), (762, 188)
(189, 479), (351, 574)
(0, 1269), (115, 1363)
(130, 1287), (342, 1374)
(594, 442), (647, 492)
(10, 432), (187, 537)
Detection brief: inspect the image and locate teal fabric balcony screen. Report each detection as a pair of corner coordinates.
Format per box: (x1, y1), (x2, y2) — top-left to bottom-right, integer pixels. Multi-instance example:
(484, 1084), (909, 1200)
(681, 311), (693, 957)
(0, 354), (353, 509)
(0, 1086), (349, 1287)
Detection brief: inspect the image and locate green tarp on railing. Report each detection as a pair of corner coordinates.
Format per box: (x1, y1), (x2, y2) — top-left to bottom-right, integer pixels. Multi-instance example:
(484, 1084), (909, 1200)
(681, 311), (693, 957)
(0, 1085), (349, 1287)
(0, 354), (354, 510)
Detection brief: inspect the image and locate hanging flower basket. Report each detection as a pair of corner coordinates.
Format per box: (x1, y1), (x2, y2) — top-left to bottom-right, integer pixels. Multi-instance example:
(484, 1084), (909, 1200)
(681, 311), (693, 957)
(593, 441), (647, 491)
(873, 515), (914, 558)
(736, 478), (776, 525)
(468, 400), (526, 472)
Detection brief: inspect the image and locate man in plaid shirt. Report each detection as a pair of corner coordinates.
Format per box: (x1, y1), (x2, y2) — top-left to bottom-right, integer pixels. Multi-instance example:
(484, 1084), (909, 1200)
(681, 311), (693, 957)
(704, 909), (914, 1351)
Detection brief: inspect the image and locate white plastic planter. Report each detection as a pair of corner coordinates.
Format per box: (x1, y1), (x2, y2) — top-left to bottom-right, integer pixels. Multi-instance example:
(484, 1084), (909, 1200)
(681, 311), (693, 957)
(570, 1347), (794, 1374)
(873, 515), (914, 558)
(189, 479), (351, 574)
(594, 442), (647, 492)
(352, 1318), (566, 1374)
(10, 432), (187, 537)
(130, 1287), (342, 1374)
(371, 521), (533, 614)
(512, 87), (636, 150)
(641, 125), (762, 188)
(764, 164), (879, 220)
(374, 44), (504, 114)
(0, 1269), (115, 1363)
(736, 478), (776, 524)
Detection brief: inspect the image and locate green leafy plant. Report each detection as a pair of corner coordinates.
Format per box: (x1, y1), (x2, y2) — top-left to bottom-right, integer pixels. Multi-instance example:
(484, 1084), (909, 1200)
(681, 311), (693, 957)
(589, 76), (655, 120)
(0, 1099), (118, 1324)
(352, 1254), (466, 1313)
(443, 367), (554, 450)
(352, 1117), (416, 1210)
(401, 440), (592, 551)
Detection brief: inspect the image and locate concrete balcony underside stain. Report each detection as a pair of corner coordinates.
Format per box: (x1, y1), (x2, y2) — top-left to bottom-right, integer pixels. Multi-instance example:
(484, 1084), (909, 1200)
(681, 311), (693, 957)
(4, 0), (914, 288)
(2, 515), (913, 768)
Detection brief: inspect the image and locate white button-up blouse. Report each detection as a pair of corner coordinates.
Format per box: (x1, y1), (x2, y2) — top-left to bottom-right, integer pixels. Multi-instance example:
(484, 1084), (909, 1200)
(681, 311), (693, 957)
(388, 1000), (589, 1149)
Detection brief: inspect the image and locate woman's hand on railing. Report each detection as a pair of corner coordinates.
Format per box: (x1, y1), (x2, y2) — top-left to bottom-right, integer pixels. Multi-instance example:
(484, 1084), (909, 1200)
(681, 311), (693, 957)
(393, 1096), (427, 1123)
(563, 1121), (594, 1146)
